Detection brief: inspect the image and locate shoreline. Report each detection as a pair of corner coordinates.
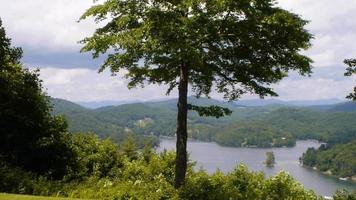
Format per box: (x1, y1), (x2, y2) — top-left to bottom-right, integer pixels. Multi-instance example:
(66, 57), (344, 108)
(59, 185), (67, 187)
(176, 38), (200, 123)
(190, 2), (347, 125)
(300, 164), (356, 184)
(159, 136), (321, 149)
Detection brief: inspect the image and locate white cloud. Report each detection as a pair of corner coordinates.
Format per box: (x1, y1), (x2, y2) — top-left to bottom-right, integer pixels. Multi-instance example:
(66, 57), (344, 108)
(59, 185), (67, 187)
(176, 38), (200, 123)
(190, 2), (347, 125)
(36, 67), (175, 102)
(35, 67), (355, 102)
(273, 76), (355, 101)
(1, 0), (355, 101)
(1, 0), (355, 61)
(0, 0), (97, 51)
(278, 0), (356, 68)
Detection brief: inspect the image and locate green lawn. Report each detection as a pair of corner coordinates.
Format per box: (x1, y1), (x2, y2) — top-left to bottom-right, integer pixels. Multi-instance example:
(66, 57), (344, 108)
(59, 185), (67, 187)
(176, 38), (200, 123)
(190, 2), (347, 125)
(0, 193), (88, 200)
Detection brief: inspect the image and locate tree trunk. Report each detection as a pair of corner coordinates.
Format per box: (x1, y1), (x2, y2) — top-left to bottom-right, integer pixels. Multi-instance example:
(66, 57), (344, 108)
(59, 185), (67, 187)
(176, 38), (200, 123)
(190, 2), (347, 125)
(174, 63), (188, 188)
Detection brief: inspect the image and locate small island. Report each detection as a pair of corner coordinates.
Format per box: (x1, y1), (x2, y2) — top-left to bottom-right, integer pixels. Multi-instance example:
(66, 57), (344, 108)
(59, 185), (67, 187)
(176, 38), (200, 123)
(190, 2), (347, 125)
(265, 151), (276, 167)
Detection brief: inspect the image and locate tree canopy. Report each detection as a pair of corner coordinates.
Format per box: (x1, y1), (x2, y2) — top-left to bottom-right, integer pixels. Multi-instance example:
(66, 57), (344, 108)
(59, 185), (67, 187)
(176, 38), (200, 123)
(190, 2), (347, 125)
(344, 58), (356, 100)
(80, 0), (312, 100)
(80, 0), (313, 187)
(0, 19), (75, 179)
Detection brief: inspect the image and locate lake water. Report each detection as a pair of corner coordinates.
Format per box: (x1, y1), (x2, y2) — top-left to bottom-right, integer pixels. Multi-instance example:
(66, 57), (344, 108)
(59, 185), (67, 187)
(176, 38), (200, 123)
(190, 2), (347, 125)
(157, 138), (356, 196)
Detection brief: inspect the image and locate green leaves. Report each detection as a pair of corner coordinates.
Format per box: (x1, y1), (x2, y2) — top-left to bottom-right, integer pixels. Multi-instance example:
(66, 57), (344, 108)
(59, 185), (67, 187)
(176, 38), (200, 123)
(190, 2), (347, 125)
(333, 190), (356, 200)
(80, 1), (313, 187)
(301, 141), (356, 178)
(80, 0), (312, 100)
(344, 58), (356, 100)
(0, 19), (76, 179)
(344, 59), (356, 77)
(188, 104), (232, 118)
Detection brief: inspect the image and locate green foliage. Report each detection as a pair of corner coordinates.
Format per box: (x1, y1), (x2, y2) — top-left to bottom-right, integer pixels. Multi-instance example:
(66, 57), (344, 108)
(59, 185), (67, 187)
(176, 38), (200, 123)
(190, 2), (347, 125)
(333, 190), (356, 200)
(0, 19), (22, 68)
(327, 102), (356, 112)
(120, 134), (139, 161)
(1, 134), (323, 200)
(51, 98), (160, 148)
(215, 121), (295, 148)
(0, 162), (66, 196)
(259, 108), (356, 145)
(0, 193), (82, 200)
(68, 134), (124, 180)
(68, 150), (179, 200)
(51, 98), (124, 139)
(263, 171), (319, 200)
(265, 152), (275, 167)
(300, 147), (318, 167)
(53, 97), (356, 148)
(188, 104), (232, 118)
(180, 165), (318, 200)
(80, 0), (313, 185)
(67, 156), (319, 200)
(0, 19), (75, 179)
(80, 0), (312, 101)
(344, 58), (356, 101)
(301, 141), (356, 177)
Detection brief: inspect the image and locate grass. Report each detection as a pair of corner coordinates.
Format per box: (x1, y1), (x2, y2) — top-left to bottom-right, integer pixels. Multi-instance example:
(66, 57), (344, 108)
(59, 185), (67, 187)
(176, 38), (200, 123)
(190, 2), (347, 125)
(0, 193), (88, 200)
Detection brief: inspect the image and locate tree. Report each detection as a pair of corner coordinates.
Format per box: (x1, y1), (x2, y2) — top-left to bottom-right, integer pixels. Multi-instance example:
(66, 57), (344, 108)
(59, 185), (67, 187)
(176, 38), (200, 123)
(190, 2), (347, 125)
(265, 151), (275, 167)
(80, 0), (312, 187)
(121, 134), (139, 160)
(0, 19), (75, 179)
(344, 58), (356, 100)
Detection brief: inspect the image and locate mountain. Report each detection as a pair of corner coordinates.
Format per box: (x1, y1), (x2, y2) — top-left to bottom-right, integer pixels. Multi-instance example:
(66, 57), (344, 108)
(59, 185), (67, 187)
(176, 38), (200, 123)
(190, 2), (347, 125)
(288, 99), (345, 106)
(77, 100), (141, 109)
(51, 98), (123, 137)
(234, 98), (345, 107)
(234, 99), (286, 107)
(309, 101), (356, 112)
(75, 97), (345, 109)
(301, 140), (356, 178)
(52, 98), (89, 113)
(51, 98), (161, 147)
(327, 101), (356, 112)
(50, 97), (356, 148)
(76, 97), (177, 109)
(50, 97), (271, 138)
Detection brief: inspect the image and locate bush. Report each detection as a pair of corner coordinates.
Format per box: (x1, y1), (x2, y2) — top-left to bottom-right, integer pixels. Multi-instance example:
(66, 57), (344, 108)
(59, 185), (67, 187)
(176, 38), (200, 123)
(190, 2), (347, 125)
(333, 190), (356, 200)
(1, 134), (322, 200)
(181, 165), (318, 200)
(67, 133), (124, 180)
(0, 162), (66, 196)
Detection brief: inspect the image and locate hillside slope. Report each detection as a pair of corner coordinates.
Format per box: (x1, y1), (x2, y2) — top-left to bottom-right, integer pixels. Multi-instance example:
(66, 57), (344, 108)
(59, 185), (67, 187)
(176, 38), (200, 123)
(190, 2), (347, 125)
(51, 97), (356, 147)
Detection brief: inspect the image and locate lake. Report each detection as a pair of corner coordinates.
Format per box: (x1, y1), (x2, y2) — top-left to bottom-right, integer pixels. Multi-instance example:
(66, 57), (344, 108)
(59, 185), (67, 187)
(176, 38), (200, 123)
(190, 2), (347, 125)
(157, 138), (356, 196)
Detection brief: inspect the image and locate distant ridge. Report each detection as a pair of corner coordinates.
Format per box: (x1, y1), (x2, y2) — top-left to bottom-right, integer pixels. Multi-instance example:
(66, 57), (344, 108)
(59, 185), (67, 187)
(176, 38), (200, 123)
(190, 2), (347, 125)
(327, 101), (356, 112)
(75, 97), (345, 109)
(77, 96), (241, 109)
(234, 98), (345, 107)
(77, 97), (176, 109)
(77, 100), (141, 109)
(50, 97), (356, 150)
(51, 98), (89, 112)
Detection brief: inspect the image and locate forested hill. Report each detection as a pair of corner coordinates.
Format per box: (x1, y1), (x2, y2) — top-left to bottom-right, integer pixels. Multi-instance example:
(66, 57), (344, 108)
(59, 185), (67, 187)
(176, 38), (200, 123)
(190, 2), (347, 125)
(51, 97), (356, 148)
(301, 141), (356, 178)
(327, 101), (356, 112)
(308, 101), (356, 112)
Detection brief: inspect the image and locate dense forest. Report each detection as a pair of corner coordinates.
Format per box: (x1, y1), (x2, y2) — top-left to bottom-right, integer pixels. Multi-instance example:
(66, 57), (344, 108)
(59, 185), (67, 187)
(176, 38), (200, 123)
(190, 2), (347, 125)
(301, 141), (356, 178)
(52, 98), (356, 148)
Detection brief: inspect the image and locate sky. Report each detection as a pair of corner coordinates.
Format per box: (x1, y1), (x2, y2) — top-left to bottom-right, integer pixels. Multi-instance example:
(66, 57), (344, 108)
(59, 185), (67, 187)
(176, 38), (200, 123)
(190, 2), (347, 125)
(0, 0), (355, 102)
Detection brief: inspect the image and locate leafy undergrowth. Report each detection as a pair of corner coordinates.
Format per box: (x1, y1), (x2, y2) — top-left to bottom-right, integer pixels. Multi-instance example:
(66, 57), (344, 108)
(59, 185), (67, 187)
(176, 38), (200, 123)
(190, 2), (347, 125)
(0, 193), (88, 200)
(3, 134), (355, 200)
